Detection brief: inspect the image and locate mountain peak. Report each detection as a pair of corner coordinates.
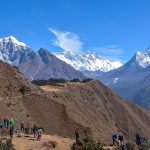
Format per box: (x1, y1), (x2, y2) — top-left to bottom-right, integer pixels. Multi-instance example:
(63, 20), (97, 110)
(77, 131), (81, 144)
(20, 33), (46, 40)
(0, 36), (33, 65)
(39, 48), (49, 53)
(134, 50), (150, 68)
(0, 36), (27, 47)
(54, 51), (123, 72)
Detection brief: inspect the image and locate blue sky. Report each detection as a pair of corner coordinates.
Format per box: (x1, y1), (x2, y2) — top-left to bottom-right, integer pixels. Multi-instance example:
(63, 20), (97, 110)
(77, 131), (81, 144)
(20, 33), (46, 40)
(0, 0), (150, 62)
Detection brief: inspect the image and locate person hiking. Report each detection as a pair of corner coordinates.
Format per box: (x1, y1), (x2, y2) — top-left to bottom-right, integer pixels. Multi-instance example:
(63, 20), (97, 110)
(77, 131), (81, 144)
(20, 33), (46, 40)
(21, 122), (25, 132)
(112, 134), (118, 145)
(75, 128), (80, 143)
(3, 117), (7, 127)
(10, 118), (15, 127)
(37, 128), (43, 141)
(6, 118), (10, 128)
(9, 126), (14, 139)
(136, 133), (141, 146)
(2, 117), (8, 135)
(26, 122), (31, 134)
(118, 135), (124, 146)
(33, 124), (38, 138)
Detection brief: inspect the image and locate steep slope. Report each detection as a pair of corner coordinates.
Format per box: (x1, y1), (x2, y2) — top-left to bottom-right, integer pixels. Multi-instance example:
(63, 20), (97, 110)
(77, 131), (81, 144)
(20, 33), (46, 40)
(127, 73), (150, 110)
(40, 81), (150, 142)
(18, 48), (86, 80)
(0, 60), (86, 138)
(0, 60), (150, 144)
(98, 49), (150, 110)
(54, 51), (122, 72)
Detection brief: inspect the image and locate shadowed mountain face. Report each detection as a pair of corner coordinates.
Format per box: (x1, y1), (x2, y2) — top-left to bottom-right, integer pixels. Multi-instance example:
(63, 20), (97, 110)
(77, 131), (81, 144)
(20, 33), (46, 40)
(98, 49), (150, 110)
(0, 60), (150, 143)
(18, 48), (86, 80)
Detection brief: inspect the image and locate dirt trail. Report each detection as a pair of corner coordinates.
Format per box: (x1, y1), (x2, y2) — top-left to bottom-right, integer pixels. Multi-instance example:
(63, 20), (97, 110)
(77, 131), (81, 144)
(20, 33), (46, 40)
(40, 85), (63, 92)
(103, 146), (118, 150)
(1, 134), (120, 150)
(12, 134), (74, 150)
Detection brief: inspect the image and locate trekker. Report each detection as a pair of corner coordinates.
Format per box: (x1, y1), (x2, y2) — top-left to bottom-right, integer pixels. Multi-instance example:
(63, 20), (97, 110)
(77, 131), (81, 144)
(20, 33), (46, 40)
(33, 124), (38, 138)
(26, 122), (31, 134)
(3, 117), (7, 127)
(136, 133), (141, 146)
(118, 135), (124, 146)
(9, 126), (14, 139)
(10, 118), (15, 127)
(6, 118), (10, 128)
(112, 134), (118, 145)
(2, 117), (8, 135)
(37, 128), (43, 141)
(75, 128), (80, 143)
(21, 122), (25, 132)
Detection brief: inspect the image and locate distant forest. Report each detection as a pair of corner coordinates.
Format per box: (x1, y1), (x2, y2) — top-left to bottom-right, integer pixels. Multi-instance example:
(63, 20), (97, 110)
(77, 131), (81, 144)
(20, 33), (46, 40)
(32, 78), (93, 86)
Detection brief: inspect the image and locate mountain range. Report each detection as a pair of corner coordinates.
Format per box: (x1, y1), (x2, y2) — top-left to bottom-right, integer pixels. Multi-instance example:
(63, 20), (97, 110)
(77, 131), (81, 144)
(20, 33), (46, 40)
(1, 36), (150, 111)
(98, 48), (150, 110)
(0, 36), (123, 80)
(54, 51), (122, 72)
(0, 36), (86, 80)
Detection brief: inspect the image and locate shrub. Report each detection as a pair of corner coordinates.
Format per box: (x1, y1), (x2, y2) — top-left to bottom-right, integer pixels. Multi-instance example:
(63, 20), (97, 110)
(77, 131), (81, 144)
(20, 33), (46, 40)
(0, 139), (15, 150)
(82, 78), (93, 83)
(70, 79), (81, 82)
(43, 141), (57, 148)
(32, 78), (68, 86)
(19, 85), (30, 95)
(139, 146), (149, 150)
(72, 135), (104, 150)
(126, 142), (136, 150)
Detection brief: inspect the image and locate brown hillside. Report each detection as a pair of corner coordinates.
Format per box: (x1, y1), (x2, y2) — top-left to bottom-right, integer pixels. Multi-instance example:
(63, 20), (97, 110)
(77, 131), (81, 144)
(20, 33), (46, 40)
(40, 81), (150, 142)
(0, 61), (150, 143)
(0, 61), (88, 138)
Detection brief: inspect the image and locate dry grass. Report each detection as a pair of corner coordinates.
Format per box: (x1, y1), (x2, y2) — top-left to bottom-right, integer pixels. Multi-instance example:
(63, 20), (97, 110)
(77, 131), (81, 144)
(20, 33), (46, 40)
(12, 134), (74, 150)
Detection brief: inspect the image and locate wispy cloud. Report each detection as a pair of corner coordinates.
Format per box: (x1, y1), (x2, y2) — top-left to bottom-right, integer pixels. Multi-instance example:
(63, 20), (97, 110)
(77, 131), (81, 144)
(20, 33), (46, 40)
(93, 45), (124, 62)
(49, 28), (83, 53)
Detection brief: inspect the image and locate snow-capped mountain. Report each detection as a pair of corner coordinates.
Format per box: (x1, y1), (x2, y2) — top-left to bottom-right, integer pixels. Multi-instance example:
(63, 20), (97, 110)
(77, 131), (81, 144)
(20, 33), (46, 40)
(0, 36), (122, 73)
(134, 49), (150, 68)
(0, 36), (86, 80)
(0, 36), (34, 65)
(54, 51), (122, 72)
(98, 48), (150, 110)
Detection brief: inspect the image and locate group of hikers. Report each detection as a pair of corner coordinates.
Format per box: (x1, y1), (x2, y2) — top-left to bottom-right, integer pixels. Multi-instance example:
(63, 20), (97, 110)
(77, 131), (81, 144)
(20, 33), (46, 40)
(112, 134), (127, 150)
(75, 128), (145, 149)
(112, 134), (124, 146)
(112, 133), (144, 149)
(0, 117), (146, 148)
(20, 122), (43, 141)
(0, 117), (15, 139)
(0, 117), (43, 141)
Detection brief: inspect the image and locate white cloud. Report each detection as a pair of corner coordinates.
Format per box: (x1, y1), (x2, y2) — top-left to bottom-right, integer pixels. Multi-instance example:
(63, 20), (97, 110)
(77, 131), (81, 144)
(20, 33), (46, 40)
(49, 28), (83, 53)
(93, 45), (124, 61)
